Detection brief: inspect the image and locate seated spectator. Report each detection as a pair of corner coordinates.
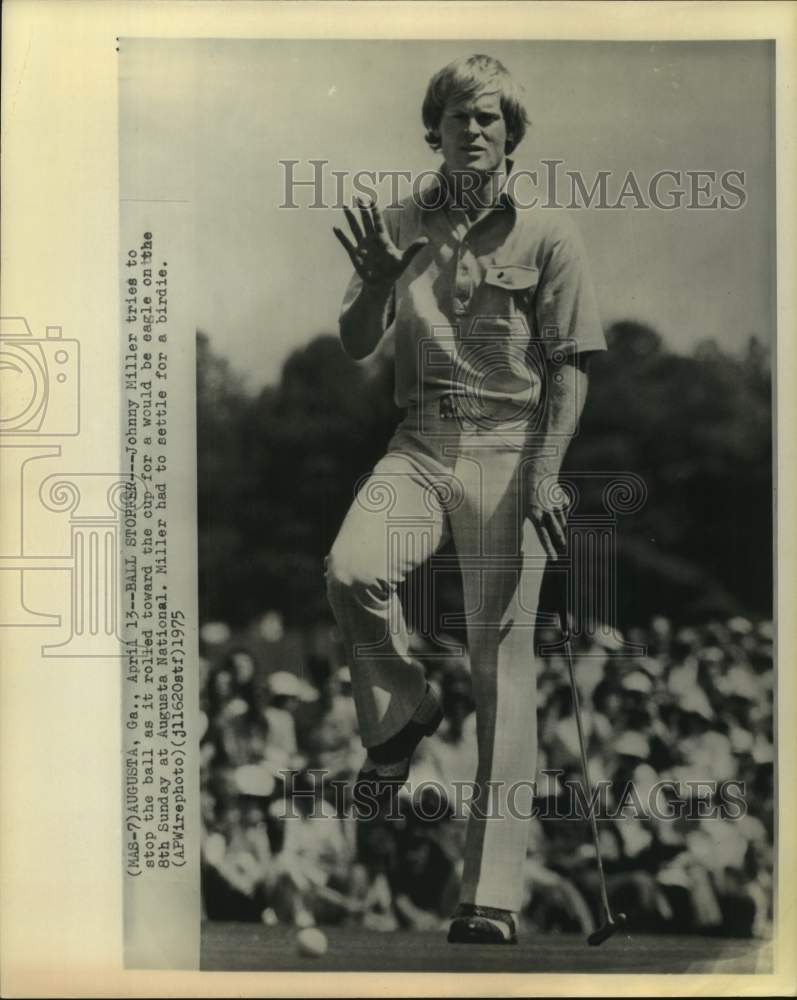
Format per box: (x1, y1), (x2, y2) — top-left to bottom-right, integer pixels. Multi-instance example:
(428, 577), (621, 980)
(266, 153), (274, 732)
(668, 687), (737, 782)
(263, 670), (318, 771)
(544, 682), (613, 783)
(356, 818), (401, 932)
(388, 816), (460, 930)
(419, 659), (478, 811)
(267, 770), (358, 926)
(200, 775), (274, 922)
(522, 815), (596, 935)
(310, 666), (362, 781)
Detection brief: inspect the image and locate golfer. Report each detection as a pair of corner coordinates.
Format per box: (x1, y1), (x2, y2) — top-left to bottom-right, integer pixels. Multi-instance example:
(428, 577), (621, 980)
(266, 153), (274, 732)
(326, 54), (606, 944)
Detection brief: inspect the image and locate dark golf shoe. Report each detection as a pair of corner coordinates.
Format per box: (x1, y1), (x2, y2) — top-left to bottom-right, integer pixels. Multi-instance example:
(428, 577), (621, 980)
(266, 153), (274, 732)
(353, 684), (443, 811)
(447, 904), (518, 945)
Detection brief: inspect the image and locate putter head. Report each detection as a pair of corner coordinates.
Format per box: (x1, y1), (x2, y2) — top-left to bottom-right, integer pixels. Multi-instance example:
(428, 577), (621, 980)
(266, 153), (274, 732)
(587, 912), (627, 946)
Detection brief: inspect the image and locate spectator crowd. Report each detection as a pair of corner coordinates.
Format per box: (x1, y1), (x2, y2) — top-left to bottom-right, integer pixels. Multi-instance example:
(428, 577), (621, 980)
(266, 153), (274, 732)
(199, 613), (774, 939)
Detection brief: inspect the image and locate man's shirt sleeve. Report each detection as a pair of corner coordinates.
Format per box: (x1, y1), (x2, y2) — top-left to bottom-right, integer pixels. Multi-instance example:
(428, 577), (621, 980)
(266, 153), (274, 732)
(338, 269), (397, 335)
(533, 214), (607, 357)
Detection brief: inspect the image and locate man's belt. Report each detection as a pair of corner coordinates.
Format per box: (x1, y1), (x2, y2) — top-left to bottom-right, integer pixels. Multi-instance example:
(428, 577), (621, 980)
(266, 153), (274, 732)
(438, 393), (468, 420)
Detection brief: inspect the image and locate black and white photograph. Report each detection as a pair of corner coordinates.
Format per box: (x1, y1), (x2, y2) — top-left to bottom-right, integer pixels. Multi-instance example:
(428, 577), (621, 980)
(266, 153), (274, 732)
(123, 36), (776, 973)
(2, 2), (796, 996)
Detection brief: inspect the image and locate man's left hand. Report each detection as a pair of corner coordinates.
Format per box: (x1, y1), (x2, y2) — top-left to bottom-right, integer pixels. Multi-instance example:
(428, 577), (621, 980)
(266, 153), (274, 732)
(525, 474), (570, 560)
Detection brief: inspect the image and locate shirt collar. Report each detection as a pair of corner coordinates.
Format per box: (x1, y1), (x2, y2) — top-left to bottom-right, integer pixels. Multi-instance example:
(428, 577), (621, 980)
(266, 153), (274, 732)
(420, 158), (517, 213)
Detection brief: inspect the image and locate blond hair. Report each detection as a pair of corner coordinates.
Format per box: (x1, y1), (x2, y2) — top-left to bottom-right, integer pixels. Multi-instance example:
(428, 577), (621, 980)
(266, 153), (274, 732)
(422, 54), (529, 155)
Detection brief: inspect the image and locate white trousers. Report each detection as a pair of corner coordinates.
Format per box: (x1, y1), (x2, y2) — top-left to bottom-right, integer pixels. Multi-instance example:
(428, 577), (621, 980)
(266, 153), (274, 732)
(325, 406), (548, 912)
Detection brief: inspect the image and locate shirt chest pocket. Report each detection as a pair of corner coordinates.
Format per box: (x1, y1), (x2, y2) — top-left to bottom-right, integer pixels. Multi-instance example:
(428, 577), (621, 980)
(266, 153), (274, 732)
(480, 264), (539, 318)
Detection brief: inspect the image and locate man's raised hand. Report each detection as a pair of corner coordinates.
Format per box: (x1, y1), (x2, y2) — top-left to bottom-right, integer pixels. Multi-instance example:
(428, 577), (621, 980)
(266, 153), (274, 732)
(333, 199), (428, 286)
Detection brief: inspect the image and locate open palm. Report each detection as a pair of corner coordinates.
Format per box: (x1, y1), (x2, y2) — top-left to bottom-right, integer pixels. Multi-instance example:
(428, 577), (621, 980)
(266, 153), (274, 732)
(333, 199), (428, 286)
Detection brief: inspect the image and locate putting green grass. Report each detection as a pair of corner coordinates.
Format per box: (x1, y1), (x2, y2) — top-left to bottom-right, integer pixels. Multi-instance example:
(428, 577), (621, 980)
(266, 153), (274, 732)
(202, 921), (772, 974)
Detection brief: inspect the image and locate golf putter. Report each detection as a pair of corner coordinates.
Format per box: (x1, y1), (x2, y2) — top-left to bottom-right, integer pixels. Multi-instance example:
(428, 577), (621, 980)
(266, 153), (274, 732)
(559, 609), (628, 946)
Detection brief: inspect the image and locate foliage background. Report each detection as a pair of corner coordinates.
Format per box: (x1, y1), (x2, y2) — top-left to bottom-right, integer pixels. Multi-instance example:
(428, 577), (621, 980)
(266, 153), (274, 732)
(196, 323), (772, 635)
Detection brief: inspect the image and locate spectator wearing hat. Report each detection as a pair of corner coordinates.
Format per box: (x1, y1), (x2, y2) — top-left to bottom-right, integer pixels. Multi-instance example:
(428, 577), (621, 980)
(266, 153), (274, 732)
(669, 687), (736, 783)
(267, 771), (359, 927)
(200, 776), (274, 922)
(264, 670), (319, 771)
(421, 660), (478, 807)
(210, 666), (271, 770)
(310, 666), (363, 782)
(388, 804), (460, 931)
(517, 783), (596, 936)
(544, 681), (613, 783)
